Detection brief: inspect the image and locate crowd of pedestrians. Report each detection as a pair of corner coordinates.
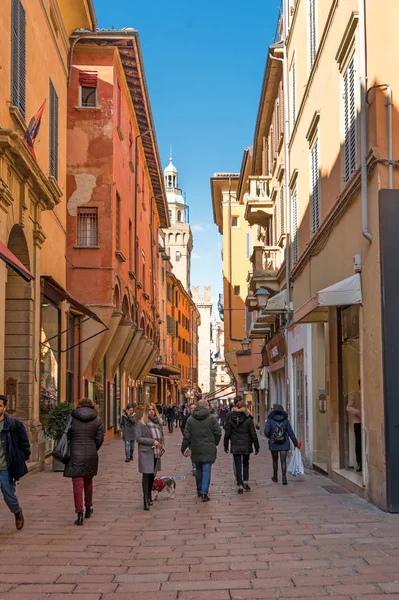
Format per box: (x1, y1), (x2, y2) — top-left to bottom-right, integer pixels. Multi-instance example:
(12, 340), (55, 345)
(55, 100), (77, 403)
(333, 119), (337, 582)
(0, 388), (302, 527)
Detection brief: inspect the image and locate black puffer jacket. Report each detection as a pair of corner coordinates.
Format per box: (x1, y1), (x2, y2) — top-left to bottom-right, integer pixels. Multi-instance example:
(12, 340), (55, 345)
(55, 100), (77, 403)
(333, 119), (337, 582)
(181, 405), (221, 464)
(224, 407), (260, 455)
(63, 407), (104, 479)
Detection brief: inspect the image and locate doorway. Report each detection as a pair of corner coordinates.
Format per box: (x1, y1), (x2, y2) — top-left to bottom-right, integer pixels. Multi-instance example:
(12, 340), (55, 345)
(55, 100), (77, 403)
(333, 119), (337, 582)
(293, 352), (305, 446)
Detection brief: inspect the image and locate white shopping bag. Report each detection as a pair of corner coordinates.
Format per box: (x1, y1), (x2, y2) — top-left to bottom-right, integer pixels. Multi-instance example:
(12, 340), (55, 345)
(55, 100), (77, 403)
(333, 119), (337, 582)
(288, 447), (305, 476)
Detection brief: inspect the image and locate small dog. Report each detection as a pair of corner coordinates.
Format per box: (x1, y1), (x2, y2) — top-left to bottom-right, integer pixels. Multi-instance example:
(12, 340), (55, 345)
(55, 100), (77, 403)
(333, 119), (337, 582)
(152, 476), (176, 501)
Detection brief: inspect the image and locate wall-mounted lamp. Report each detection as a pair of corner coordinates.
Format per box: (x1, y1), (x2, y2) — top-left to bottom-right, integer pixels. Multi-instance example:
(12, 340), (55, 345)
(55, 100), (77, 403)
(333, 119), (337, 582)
(255, 286), (270, 309)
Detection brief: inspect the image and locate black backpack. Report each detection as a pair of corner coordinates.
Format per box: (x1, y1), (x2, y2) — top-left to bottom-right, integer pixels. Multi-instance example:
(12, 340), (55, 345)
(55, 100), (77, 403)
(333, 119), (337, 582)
(272, 420), (287, 444)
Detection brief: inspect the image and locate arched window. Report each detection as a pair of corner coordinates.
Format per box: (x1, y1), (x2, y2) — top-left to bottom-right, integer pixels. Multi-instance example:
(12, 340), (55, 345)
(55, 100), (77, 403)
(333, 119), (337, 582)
(175, 233), (181, 243)
(168, 233), (173, 243)
(177, 210), (182, 222)
(169, 210), (172, 220)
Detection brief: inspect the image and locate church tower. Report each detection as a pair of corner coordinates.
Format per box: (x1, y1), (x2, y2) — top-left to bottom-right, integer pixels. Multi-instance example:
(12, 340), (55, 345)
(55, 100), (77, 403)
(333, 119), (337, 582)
(163, 152), (193, 291)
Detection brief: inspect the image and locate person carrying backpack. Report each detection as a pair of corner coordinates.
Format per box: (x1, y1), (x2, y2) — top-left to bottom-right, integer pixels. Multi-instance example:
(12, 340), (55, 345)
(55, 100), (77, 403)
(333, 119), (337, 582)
(264, 403), (301, 485)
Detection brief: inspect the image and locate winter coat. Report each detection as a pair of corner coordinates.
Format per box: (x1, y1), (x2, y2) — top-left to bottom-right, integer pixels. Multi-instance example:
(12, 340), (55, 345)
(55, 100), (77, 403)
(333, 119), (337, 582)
(219, 407), (230, 425)
(180, 412), (192, 434)
(166, 406), (175, 421)
(0, 414), (31, 483)
(135, 420), (164, 474)
(224, 407), (260, 455)
(264, 409), (298, 451)
(181, 405), (221, 464)
(63, 407), (104, 479)
(120, 412), (136, 441)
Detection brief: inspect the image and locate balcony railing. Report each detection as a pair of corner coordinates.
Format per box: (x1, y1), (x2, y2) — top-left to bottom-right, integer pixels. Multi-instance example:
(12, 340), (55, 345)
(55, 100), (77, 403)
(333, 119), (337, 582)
(248, 176), (271, 200)
(244, 176), (273, 226)
(246, 246), (284, 299)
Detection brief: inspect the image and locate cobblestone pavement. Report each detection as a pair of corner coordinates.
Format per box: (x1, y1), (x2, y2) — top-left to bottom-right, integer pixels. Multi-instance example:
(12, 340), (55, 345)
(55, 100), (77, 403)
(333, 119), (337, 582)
(1, 429), (399, 600)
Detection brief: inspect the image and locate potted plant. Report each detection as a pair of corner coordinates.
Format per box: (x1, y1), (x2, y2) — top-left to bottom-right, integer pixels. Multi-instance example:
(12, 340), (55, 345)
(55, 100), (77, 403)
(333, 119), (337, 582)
(46, 402), (74, 471)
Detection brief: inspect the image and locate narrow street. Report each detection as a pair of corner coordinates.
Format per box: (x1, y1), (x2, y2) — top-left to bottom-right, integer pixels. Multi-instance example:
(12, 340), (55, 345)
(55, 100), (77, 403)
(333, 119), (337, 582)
(1, 432), (399, 600)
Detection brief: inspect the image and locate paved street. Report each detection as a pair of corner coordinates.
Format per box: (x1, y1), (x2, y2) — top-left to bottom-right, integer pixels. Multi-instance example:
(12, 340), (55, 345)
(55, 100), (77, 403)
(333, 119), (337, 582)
(1, 431), (399, 600)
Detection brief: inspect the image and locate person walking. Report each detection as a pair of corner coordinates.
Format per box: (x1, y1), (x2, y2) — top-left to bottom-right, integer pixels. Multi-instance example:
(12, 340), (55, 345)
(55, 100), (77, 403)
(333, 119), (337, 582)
(264, 404), (300, 485)
(166, 404), (175, 434)
(224, 396), (260, 494)
(219, 403), (230, 429)
(135, 403), (165, 511)
(64, 398), (104, 526)
(0, 394), (30, 530)
(181, 402), (197, 476)
(120, 405), (136, 462)
(181, 399), (221, 502)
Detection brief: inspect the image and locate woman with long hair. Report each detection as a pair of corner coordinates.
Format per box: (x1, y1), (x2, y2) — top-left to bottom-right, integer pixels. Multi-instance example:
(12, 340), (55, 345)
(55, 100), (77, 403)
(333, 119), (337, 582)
(135, 403), (165, 510)
(264, 403), (300, 485)
(63, 398), (104, 525)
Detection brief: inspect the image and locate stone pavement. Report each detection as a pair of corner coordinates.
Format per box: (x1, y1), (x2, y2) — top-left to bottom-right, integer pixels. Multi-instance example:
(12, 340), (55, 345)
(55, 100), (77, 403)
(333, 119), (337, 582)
(1, 429), (399, 600)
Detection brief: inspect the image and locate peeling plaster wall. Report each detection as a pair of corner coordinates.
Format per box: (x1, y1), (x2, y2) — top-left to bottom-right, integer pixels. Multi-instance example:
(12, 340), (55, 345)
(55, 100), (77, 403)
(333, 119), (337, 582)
(67, 173), (97, 216)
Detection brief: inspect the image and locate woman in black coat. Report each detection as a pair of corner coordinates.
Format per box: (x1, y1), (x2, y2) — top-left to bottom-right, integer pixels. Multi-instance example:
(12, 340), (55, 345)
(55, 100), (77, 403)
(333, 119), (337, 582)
(224, 397), (260, 494)
(64, 398), (104, 525)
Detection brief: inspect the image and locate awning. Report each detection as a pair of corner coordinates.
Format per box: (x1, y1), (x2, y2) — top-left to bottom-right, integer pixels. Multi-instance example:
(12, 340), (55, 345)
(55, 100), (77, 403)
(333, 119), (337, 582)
(294, 274), (362, 324)
(0, 240), (34, 282)
(264, 289), (287, 312)
(42, 276), (106, 326)
(78, 71), (98, 87)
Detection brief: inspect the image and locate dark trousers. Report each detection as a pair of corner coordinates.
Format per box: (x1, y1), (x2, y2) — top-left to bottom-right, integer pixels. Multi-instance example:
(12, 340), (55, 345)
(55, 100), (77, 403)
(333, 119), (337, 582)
(72, 477), (93, 513)
(271, 450), (288, 478)
(354, 423), (362, 470)
(233, 454), (249, 486)
(167, 419), (173, 433)
(142, 458), (157, 497)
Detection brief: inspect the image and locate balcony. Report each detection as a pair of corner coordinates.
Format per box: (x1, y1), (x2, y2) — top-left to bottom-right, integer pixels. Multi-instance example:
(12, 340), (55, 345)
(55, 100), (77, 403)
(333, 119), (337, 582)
(244, 176), (273, 227)
(246, 246), (284, 303)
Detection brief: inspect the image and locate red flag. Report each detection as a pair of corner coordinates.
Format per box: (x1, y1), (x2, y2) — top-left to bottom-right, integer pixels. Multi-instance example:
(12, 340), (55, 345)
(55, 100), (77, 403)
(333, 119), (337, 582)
(23, 99), (46, 159)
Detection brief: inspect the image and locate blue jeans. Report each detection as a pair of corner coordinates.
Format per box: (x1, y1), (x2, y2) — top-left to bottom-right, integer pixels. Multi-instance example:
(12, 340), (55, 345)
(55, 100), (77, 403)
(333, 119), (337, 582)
(125, 440), (135, 460)
(0, 470), (20, 514)
(195, 463), (212, 495)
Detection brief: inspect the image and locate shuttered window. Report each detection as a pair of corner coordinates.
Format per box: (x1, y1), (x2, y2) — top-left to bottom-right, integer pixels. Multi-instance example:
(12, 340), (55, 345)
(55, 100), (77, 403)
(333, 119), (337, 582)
(116, 193), (121, 251)
(273, 205), (278, 245)
(246, 231), (251, 260)
(280, 187), (285, 237)
(310, 139), (320, 234)
(292, 187), (298, 264)
(49, 80), (59, 179)
(11, 0), (26, 119)
(78, 208), (98, 247)
(308, 0), (317, 72)
(343, 55), (357, 184)
(290, 58), (296, 133)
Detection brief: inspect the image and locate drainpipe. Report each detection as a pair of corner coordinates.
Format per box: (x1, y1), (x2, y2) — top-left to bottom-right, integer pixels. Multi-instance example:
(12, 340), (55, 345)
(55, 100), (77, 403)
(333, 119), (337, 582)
(387, 86), (393, 189)
(359, 0), (372, 242)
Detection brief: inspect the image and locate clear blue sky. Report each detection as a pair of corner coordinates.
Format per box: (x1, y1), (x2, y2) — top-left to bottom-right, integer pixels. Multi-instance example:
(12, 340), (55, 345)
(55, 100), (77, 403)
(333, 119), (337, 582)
(95, 0), (279, 310)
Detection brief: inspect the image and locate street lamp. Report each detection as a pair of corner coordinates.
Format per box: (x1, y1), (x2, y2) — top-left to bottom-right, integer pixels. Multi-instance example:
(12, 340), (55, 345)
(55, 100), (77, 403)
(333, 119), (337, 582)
(154, 357), (163, 371)
(255, 286), (270, 309)
(241, 338), (251, 352)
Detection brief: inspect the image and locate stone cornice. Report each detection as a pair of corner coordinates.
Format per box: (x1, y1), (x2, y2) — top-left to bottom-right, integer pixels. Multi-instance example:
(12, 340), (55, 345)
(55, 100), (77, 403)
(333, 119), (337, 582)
(0, 130), (62, 211)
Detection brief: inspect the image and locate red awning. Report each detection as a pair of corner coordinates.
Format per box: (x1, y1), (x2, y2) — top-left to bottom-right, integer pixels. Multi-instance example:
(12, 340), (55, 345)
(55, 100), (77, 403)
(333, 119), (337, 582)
(78, 71), (98, 88)
(0, 240), (34, 282)
(42, 276), (106, 326)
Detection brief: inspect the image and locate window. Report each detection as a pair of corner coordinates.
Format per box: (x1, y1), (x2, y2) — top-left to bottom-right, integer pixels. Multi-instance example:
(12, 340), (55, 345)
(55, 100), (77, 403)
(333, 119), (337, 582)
(77, 207), (98, 247)
(49, 80), (59, 179)
(262, 136), (269, 176)
(177, 210), (182, 222)
(142, 261), (146, 290)
(116, 193), (121, 251)
(79, 71), (98, 107)
(234, 285), (240, 296)
(292, 186), (298, 264)
(11, 0), (26, 119)
(231, 216), (239, 228)
(128, 219), (132, 270)
(308, 0), (317, 72)
(310, 139), (320, 234)
(273, 205), (278, 245)
(289, 57), (296, 133)
(169, 209), (172, 220)
(343, 54), (357, 184)
(246, 231), (251, 260)
(280, 187), (285, 238)
(175, 251), (181, 262)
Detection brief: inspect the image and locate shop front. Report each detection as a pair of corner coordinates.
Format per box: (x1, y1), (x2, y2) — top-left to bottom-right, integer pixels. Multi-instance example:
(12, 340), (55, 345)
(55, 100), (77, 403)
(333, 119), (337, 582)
(265, 330), (288, 411)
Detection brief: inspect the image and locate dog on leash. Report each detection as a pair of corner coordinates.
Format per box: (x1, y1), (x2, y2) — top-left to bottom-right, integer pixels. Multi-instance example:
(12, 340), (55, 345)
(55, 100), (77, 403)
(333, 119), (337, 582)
(152, 476), (176, 501)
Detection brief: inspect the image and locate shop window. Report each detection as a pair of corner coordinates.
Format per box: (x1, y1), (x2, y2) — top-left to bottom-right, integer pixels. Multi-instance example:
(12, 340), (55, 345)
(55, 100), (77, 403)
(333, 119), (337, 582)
(108, 382), (115, 429)
(40, 297), (60, 454)
(66, 313), (77, 404)
(115, 369), (121, 432)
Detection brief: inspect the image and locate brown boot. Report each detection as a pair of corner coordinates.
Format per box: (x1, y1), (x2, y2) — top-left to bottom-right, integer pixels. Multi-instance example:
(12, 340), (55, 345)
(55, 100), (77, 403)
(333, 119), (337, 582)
(15, 509), (24, 531)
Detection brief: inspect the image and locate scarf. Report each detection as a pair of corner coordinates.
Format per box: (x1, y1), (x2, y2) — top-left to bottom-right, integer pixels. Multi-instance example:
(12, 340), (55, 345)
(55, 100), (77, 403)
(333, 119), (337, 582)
(147, 416), (164, 458)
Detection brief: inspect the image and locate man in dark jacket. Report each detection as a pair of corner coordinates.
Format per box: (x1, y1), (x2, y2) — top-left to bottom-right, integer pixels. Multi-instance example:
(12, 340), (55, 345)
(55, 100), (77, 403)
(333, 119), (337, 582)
(224, 397), (259, 494)
(166, 404), (175, 434)
(0, 394), (31, 530)
(219, 403), (230, 429)
(120, 405), (136, 462)
(181, 399), (221, 502)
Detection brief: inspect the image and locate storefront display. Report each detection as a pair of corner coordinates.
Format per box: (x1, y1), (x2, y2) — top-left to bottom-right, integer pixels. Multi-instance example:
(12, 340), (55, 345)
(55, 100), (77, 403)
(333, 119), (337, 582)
(40, 298), (60, 454)
(94, 359), (106, 426)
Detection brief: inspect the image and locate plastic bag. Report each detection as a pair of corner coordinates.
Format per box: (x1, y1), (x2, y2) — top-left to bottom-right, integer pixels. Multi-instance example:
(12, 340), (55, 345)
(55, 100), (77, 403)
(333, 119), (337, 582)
(288, 447), (304, 476)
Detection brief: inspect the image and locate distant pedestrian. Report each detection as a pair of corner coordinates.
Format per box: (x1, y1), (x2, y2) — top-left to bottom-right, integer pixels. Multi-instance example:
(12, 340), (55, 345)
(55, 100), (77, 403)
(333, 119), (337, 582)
(135, 403), (165, 511)
(224, 396), (259, 494)
(219, 403), (230, 429)
(120, 405), (136, 462)
(64, 398), (104, 525)
(0, 394), (30, 530)
(181, 399), (221, 502)
(264, 404), (300, 485)
(166, 405), (174, 434)
(181, 402), (197, 476)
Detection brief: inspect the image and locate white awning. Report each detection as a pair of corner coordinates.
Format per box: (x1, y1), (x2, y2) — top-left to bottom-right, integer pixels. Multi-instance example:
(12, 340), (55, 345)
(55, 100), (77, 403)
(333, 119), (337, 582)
(294, 274), (362, 324)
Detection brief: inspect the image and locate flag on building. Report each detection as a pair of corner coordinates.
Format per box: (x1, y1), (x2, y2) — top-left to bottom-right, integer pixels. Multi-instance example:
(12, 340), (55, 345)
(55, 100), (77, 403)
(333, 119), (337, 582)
(23, 99), (46, 159)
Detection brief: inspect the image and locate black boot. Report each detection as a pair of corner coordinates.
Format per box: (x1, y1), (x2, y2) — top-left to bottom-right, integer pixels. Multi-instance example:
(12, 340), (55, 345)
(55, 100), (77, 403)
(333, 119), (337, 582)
(143, 495), (150, 511)
(149, 493), (153, 506)
(75, 512), (84, 526)
(282, 475), (288, 485)
(85, 506), (93, 519)
(272, 472), (278, 483)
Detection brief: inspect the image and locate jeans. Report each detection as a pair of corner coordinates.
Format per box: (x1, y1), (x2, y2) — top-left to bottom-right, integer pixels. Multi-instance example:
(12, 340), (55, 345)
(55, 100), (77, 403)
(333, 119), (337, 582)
(0, 470), (20, 514)
(72, 477), (93, 513)
(195, 462), (212, 495)
(167, 419), (173, 433)
(233, 454), (250, 486)
(125, 440), (135, 460)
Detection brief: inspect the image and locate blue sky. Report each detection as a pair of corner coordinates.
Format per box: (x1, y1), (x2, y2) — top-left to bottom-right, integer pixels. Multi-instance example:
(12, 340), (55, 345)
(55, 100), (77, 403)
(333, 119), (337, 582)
(95, 0), (279, 310)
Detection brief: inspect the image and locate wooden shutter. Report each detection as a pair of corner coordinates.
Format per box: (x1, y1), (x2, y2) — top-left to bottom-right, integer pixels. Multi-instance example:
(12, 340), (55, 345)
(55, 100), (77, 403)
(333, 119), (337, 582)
(11, 0), (26, 119)
(343, 55), (357, 184)
(273, 205), (278, 245)
(311, 139), (320, 234)
(292, 188), (298, 264)
(308, 0), (317, 71)
(290, 59), (296, 131)
(280, 187), (285, 235)
(49, 80), (59, 179)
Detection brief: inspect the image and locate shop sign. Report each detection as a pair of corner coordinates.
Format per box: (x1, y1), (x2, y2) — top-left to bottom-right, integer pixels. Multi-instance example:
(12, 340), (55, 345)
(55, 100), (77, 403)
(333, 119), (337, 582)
(266, 331), (287, 364)
(271, 345), (279, 359)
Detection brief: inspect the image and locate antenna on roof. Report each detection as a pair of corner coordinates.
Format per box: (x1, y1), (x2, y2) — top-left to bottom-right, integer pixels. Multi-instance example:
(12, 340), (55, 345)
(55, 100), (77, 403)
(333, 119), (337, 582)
(169, 144), (173, 162)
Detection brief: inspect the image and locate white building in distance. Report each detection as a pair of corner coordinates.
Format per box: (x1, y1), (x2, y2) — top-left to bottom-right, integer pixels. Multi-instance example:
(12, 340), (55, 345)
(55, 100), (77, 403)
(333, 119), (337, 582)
(192, 286), (212, 394)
